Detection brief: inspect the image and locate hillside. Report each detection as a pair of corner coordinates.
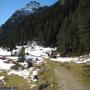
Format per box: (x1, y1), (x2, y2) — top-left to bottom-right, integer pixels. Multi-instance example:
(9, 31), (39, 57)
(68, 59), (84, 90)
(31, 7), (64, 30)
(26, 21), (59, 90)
(0, 0), (90, 55)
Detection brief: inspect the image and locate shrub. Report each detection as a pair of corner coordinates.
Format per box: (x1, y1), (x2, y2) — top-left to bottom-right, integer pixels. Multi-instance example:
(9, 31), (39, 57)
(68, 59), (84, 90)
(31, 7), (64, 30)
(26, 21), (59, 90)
(18, 47), (25, 62)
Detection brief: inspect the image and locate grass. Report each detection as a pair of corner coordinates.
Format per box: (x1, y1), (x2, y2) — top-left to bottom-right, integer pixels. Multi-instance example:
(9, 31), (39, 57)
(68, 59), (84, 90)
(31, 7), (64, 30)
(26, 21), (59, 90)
(0, 71), (31, 90)
(59, 62), (90, 89)
(1, 60), (90, 90)
(37, 59), (58, 90)
(0, 59), (58, 90)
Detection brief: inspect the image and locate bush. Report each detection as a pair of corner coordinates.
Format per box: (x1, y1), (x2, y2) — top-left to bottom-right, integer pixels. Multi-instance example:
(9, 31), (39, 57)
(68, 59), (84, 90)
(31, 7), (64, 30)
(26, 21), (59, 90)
(18, 47), (25, 62)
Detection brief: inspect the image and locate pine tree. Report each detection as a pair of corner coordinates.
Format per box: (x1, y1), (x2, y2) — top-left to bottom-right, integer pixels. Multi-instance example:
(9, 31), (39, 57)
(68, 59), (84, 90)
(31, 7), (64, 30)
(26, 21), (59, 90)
(77, 0), (90, 53)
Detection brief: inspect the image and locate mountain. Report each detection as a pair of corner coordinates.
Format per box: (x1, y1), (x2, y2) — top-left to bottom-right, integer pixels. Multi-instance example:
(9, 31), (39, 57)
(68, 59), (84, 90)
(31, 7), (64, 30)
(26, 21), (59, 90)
(12, 1), (41, 17)
(0, 1), (40, 31)
(0, 1), (49, 46)
(0, 1), (41, 46)
(0, 0), (90, 56)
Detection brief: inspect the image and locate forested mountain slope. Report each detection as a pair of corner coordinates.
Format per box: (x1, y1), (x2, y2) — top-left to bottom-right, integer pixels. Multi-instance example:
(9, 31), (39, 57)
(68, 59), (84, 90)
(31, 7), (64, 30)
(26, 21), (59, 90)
(0, 0), (90, 55)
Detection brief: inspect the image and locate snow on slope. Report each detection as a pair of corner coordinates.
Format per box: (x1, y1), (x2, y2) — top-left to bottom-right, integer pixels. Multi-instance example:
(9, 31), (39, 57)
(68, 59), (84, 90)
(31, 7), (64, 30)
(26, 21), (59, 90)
(25, 44), (52, 57)
(0, 42), (54, 80)
(50, 55), (90, 64)
(0, 48), (11, 56)
(0, 42), (90, 81)
(8, 69), (30, 79)
(51, 57), (78, 62)
(0, 48), (14, 71)
(0, 59), (14, 71)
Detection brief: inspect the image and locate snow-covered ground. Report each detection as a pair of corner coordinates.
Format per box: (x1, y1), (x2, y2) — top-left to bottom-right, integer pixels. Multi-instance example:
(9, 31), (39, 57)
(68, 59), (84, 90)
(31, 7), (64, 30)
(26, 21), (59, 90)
(50, 55), (90, 64)
(0, 42), (54, 81)
(51, 57), (78, 62)
(49, 49), (90, 64)
(0, 59), (14, 71)
(0, 48), (11, 56)
(0, 42), (90, 82)
(8, 69), (30, 79)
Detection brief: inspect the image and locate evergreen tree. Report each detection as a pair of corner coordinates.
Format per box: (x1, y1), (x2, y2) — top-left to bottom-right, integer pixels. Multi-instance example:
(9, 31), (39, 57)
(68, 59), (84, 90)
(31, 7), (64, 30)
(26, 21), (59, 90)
(0, 0), (90, 56)
(77, 0), (90, 54)
(18, 47), (25, 62)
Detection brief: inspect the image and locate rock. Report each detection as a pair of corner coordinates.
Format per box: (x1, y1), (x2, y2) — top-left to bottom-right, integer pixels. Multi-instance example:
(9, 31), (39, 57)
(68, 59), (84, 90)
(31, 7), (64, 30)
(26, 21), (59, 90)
(0, 76), (5, 85)
(38, 82), (50, 90)
(31, 70), (38, 82)
(32, 70), (38, 76)
(18, 56), (25, 62)
(30, 84), (37, 89)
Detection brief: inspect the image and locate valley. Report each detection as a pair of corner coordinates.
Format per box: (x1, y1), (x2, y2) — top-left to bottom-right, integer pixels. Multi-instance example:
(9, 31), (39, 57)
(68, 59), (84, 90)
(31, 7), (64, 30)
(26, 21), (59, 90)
(0, 0), (90, 90)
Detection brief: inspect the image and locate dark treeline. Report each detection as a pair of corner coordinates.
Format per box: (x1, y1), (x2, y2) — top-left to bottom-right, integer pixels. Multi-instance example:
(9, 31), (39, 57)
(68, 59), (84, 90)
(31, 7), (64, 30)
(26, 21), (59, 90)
(0, 0), (90, 56)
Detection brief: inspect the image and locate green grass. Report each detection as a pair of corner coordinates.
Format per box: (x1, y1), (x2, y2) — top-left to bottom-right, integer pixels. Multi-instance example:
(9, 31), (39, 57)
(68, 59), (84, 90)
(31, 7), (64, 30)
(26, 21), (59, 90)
(0, 71), (31, 90)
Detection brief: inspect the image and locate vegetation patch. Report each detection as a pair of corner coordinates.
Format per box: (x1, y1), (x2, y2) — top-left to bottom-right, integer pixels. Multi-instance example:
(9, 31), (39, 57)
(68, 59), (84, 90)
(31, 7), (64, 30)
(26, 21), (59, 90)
(37, 59), (58, 90)
(0, 71), (31, 90)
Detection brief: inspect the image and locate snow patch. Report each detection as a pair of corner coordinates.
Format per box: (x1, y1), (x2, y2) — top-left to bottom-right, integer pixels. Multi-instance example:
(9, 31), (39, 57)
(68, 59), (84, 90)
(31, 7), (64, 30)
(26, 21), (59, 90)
(0, 48), (11, 56)
(0, 59), (14, 71)
(51, 57), (78, 62)
(8, 69), (30, 79)
(50, 56), (90, 64)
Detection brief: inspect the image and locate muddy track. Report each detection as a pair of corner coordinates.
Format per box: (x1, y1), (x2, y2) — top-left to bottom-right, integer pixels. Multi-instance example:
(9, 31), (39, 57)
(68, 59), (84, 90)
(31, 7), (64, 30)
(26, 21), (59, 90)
(52, 62), (89, 90)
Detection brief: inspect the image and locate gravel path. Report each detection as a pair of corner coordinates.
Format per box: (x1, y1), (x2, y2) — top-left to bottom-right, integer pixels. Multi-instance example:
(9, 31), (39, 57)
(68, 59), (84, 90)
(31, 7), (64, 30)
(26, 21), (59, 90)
(53, 62), (89, 90)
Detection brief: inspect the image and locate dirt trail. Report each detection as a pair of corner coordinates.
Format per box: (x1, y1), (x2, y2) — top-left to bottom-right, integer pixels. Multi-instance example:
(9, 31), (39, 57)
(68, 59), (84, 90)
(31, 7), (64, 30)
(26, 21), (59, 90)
(51, 61), (89, 90)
